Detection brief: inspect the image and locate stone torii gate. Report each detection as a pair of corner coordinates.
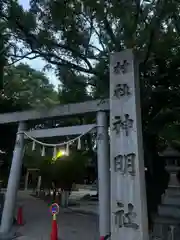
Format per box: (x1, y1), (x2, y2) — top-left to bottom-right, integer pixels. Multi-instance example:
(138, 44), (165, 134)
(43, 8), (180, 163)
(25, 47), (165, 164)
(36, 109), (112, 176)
(0, 101), (110, 239)
(0, 50), (149, 240)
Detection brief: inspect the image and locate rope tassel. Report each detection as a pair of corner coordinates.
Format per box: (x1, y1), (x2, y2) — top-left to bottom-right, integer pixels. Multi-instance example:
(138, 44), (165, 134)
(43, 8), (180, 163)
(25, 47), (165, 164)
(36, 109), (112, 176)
(66, 143), (69, 156)
(53, 147), (57, 158)
(32, 141), (36, 151)
(77, 137), (81, 150)
(41, 146), (45, 156)
(23, 126), (95, 158)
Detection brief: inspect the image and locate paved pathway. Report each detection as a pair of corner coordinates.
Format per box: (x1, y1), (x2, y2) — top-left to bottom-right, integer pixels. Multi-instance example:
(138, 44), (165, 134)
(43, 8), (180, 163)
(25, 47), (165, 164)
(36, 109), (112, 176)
(16, 192), (99, 240)
(69, 189), (97, 200)
(69, 201), (98, 216)
(68, 189), (98, 215)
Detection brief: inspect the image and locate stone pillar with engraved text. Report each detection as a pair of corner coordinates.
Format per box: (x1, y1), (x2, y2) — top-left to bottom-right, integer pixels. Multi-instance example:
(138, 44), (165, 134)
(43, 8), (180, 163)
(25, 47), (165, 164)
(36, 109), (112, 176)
(110, 50), (149, 240)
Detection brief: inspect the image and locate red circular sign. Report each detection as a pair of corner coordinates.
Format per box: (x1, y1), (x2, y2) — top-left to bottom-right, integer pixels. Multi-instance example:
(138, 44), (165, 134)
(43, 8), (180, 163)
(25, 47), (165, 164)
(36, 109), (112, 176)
(50, 203), (59, 215)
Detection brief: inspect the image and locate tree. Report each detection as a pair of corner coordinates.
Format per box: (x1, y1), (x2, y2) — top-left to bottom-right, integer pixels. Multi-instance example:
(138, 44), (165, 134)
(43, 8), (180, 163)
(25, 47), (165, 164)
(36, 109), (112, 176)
(3, 0), (180, 142)
(35, 149), (88, 206)
(58, 71), (91, 104)
(0, 63), (59, 184)
(2, 0), (180, 222)
(24, 141), (88, 187)
(0, 22), (6, 89)
(53, 150), (87, 190)
(1, 63), (58, 110)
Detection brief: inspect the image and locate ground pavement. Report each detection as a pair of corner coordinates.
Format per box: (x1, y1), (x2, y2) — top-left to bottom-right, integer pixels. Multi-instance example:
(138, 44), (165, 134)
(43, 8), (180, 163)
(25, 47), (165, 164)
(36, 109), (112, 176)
(68, 189), (98, 215)
(15, 191), (99, 240)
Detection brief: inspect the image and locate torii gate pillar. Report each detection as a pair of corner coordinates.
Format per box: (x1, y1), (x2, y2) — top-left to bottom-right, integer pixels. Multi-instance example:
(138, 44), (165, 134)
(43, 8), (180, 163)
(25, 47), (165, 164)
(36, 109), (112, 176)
(97, 111), (110, 239)
(0, 122), (26, 235)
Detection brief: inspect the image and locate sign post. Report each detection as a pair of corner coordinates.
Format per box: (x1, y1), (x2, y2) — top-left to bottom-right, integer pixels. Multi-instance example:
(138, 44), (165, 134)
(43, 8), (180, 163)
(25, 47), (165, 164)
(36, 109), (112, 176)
(50, 203), (59, 240)
(50, 203), (59, 216)
(110, 50), (149, 240)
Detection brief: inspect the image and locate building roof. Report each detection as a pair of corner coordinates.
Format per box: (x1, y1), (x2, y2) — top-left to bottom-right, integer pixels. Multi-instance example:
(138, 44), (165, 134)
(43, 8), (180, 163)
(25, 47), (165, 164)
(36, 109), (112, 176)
(159, 145), (180, 157)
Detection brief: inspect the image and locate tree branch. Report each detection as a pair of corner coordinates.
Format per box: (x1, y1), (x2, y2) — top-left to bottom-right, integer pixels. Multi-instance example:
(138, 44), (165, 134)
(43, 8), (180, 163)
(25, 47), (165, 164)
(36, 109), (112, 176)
(85, 15), (94, 56)
(7, 51), (39, 65)
(103, 16), (120, 50)
(134, 0), (142, 29)
(1, 12), (97, 74)
(33, 50), (98, 75)
(82, 13), (106, 52)
(89, 44), (103, 53)
(172, 13), (180, 33)
(50, 41), (94, 70)
(143, 0), (164, 65)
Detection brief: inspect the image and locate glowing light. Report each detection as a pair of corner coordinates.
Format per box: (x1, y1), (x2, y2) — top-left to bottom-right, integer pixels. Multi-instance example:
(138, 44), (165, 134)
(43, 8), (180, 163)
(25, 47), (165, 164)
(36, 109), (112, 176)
(52, 149), (67, 161)
(61, 151), (66, 156)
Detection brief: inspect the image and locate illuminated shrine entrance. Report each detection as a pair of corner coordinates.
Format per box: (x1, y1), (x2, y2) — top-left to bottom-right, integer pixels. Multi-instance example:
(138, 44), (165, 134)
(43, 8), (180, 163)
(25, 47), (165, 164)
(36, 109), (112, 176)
(0, 105), (110, 239)
(0, 49), (149, 240)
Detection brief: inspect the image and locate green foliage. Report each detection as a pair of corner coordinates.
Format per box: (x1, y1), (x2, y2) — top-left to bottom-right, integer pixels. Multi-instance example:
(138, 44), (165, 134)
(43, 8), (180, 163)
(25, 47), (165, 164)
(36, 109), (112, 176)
(39, 150), (87, 190)
(24, 143), (45, 169)
(58, 71), (91, 104)
(1, 0), (180, 184)
(24, 143), (88, 191)
(53, 151), (87, 189)
(1, 0), (180, 222)
(39, 157), (52, 189)
(0, 62), (59, 179)
(1, 63), (58, 110)
(2, 0), (180, 136)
